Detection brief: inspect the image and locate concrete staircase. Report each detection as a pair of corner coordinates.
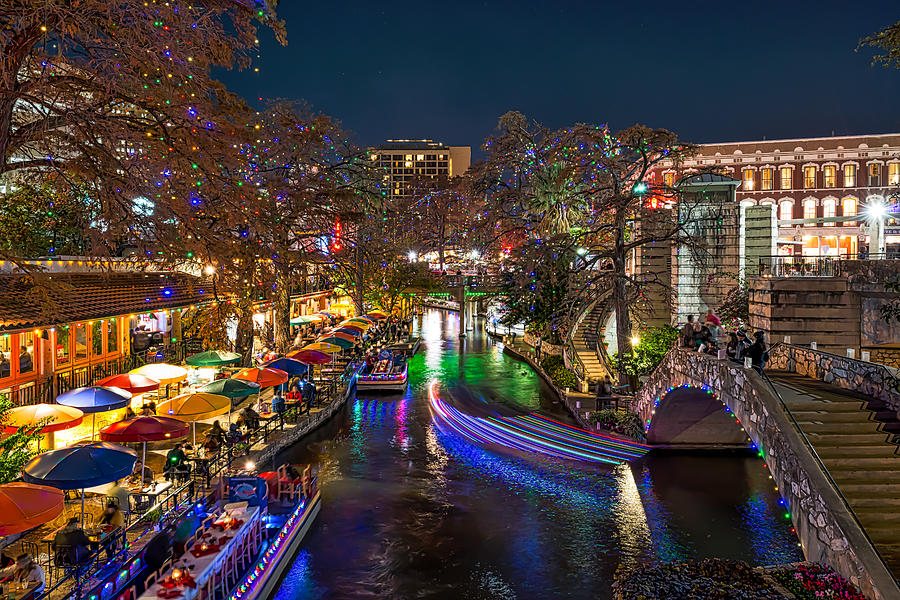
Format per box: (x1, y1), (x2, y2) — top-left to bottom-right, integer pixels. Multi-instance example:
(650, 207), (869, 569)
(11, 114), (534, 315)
(570, 302), (609, 384)
(770, 372), (900, 574)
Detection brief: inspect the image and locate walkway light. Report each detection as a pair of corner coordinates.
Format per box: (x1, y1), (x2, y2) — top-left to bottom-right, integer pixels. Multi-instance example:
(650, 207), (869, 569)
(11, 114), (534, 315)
(576, 247), (587, 256)
(631, 336), (640, 347)
(203, 265), (216, 275)
(407, 251), (417, 262)
(866, 200), (887, 221)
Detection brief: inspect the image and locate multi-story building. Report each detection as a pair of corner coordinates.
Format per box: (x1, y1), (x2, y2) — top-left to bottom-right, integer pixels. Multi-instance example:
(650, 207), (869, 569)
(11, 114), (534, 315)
(659, 133), (900, 258)
(371, 140), (471, 201)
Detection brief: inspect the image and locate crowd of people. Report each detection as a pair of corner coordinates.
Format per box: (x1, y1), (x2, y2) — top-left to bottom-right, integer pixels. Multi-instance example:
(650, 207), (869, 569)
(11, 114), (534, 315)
(679, 310), (769, 371)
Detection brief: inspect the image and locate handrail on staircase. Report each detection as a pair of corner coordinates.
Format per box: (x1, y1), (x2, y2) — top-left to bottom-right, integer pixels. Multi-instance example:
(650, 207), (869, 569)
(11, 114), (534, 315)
(757, 364), (899, 588)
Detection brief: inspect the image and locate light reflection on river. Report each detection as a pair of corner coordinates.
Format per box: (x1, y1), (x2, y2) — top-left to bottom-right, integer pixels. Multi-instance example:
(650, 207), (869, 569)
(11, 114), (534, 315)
(271, 309), (801, 599)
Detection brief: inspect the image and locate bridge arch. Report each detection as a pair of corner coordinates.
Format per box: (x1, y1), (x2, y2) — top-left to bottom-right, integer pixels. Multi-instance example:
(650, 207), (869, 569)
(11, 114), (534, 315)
(636, 348), (899, 600)
(645, 383), (751, 448)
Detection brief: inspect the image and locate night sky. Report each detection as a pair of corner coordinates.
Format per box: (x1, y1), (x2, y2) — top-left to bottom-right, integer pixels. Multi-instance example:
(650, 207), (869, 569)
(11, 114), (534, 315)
(220, 1), (900, 153)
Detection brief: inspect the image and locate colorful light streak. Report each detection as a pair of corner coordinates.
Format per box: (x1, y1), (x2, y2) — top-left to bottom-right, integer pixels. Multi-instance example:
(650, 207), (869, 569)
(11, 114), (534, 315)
(428, 381), (649, 465)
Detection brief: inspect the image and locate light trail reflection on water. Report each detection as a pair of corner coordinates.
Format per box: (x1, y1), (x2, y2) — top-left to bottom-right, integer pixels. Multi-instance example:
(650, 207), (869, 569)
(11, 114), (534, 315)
(271, 310), (801, 599)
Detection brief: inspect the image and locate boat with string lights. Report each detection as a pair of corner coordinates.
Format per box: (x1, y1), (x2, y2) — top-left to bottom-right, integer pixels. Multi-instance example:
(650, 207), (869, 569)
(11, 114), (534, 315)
(357, 349), (409, 392)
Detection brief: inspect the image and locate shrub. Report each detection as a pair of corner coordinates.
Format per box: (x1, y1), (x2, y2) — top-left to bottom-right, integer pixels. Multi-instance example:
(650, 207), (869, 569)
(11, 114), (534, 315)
(612, 325), (679, 378)
(538, 354), (578, 389)
(590, 409), (646, 440)
(613, 559), (784, 600)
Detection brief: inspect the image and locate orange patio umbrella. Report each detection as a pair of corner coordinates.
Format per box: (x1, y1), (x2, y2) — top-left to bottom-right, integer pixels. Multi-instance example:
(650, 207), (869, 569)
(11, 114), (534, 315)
(4, 403), (85, 451)
(0, 482), (65, 536)
(233, 367), (289, 388)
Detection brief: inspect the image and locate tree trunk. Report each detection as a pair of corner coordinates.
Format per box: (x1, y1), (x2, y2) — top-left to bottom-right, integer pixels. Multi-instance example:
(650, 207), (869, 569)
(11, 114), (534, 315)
(274, 266), (291, 354)
(612, 203), (632, 386)
(353, 243), (365, 314)
(234, 298), (255, 367)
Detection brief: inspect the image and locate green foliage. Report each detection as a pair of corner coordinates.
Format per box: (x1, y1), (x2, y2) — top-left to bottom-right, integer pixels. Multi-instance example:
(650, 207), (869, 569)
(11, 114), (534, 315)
(499, 237), (574, 334)
(0, 184), (93, 258)
(0, 397), (43, 484)
(715, 275), (750, 331)
(859, 20), (900, 69)
(612, 325), (679, 378)
(590, 409), (646, 440)
(539, 355), (578, 389)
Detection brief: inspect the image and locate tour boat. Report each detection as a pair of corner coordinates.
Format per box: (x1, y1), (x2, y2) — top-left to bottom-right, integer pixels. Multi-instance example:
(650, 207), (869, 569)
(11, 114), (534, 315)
(357, 352), (409, 392)
(228, 484), (322, 600)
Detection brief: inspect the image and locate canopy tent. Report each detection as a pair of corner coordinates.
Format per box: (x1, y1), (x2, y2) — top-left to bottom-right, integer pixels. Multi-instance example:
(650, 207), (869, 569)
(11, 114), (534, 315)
(316, 336), (354, 349)
(95, 373), (160, 395)
(0, 482), (65, 536)
(23, 442), (137, 523)
(185, 350), (242, 367)
(233, 367), (289, 388)
(263, 357), (308, 377)
(290, 314), (325, 325)
(287, 349), (331, 365)
(196, 378), (260, 399)
(4, 403), (84, 451)
(100, 415), (190, 468)
(129, 363), (188, 385)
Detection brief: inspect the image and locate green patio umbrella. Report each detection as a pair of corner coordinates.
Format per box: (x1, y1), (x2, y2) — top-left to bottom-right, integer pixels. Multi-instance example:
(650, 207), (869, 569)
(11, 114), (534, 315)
(290, 314), (325, 325)
(185, 350), (242, 367)
(196, 378), (261, 399)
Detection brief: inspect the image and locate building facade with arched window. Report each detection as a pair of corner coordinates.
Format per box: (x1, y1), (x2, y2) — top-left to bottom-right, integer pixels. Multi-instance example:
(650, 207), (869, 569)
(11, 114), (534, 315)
(655, 133), (900, 258)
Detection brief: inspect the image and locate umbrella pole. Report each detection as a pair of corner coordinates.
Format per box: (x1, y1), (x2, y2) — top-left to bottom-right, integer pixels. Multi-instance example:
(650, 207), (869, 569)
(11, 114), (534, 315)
(81, 489), (85, 526)
(192, 422), (196, 447)
(92, 413), (96, 441)
(142, 441), (147, 477)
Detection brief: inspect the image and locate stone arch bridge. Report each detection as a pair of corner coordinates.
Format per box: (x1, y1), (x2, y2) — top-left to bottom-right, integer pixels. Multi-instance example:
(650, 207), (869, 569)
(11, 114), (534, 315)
(636, 346), (900, 600)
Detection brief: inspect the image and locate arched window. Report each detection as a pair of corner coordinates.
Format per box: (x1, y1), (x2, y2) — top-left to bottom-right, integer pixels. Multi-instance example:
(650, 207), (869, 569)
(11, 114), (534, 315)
(803, 198), (817, 224)
(823, 198), (836, 226)
(779, 200), (793, 222)
(842, 197), (857, 226)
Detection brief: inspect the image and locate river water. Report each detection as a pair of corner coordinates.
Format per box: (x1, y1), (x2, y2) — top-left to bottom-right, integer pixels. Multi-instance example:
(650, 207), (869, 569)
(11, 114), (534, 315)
(272, 309), (801, 599)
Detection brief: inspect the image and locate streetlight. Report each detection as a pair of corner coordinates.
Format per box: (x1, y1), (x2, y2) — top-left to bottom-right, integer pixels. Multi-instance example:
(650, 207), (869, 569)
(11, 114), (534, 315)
(408, 251), (418, 262)
(633, 182), (648, 195)
(203, 265), (216, 275)
(631, 336), (641, 347)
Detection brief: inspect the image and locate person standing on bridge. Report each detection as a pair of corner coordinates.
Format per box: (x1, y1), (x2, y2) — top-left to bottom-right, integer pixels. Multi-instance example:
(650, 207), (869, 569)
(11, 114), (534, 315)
(680, 315), (695, 348)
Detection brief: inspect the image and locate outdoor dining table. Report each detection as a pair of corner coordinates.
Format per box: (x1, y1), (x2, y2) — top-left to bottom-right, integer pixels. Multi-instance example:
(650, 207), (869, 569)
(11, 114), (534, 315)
(40, 524), (119, 561)
(138, 506), (260, 600)
(129, 480), (173, 500)
(0, 580), (40, 600)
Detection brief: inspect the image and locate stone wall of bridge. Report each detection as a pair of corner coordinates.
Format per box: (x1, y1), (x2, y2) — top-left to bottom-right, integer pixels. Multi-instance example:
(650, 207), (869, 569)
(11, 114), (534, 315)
(634, 348), (900, 600)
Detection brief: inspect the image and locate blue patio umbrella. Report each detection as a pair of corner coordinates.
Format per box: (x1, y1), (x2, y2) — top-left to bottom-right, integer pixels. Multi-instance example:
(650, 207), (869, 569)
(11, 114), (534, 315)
(263, 358), (308, 377)
(57, 386), (132, 440)
(23, 442), (138, 523)
(56, 386), (131, 413)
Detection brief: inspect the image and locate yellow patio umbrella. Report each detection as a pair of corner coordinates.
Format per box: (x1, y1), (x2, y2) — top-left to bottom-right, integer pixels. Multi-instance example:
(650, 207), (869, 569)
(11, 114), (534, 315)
(302, 342), (343, 354)
(130, 363), (188, 385)
(157, 392), (231, 444)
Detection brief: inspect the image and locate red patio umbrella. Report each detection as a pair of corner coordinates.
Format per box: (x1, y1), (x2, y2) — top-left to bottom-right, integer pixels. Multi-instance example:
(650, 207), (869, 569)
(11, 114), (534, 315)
(95, 373), (160, 394)
(99, 415), (190, 472)
(233, 367), (289, 388)
(287, 349), (332, 365)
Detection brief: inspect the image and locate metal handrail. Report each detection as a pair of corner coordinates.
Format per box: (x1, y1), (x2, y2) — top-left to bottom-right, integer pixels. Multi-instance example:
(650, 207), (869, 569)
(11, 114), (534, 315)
(756, 365), (900, 588)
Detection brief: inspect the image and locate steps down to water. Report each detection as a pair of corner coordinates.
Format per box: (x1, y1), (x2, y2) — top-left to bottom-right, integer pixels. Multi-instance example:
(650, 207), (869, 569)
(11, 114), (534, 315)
(769, 372), (900, 574)
(571, 303), (609, 383)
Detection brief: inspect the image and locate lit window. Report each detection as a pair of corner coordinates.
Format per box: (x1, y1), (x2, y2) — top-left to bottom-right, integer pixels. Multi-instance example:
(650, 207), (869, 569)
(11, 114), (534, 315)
(803, 198), (817, 222)
(0, 335), (10, 380)
(56, 328), (70, 365)
(890, 163), (900, 186)
(18, 332), (34, 374)
(842, 197), (857, 226)
(804, 166), (816, 189)
(824, 165), (836, 188)
(780, 167), (793, 190)
(743, 169), (755, 190)
(869, 163), (881, 186)
(761, 168), (774, 190)
(92, 323), (103, 356)
(664, 172), (674, 187)
(823, 198), (836, 226)
(844, 164), (856, 187)
(108, 319), (118, 354)
(779, 201), (793, 221)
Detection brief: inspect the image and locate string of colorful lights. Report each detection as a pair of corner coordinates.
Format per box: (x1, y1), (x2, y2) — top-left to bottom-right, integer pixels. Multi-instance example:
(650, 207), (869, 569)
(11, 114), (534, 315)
(428, 381), (649, 465)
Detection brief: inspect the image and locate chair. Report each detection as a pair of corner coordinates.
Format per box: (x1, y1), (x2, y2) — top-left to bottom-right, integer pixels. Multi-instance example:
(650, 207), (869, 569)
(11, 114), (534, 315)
(275, 465), (296, 501)
(144, 573), (157, 592)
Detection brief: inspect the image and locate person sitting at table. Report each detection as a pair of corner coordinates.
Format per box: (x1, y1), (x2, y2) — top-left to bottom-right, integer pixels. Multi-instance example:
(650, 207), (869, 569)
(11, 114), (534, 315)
(237, 406), (260, 431)
(140, 401), (156, 417)
(285, 384), (301, 402)
(129, 461), (154, 486)
(107, 480), (131, 513)
(202, 433), (220, 455)
(122, 406), (136, 420)
(53, 517), (91, 566)
(95, 501), (125, 558)
(163, 444), (189, 481)
(207, 420), (226, 445)
(0, 554), (45, 595)
(225, 422), (243, 445)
